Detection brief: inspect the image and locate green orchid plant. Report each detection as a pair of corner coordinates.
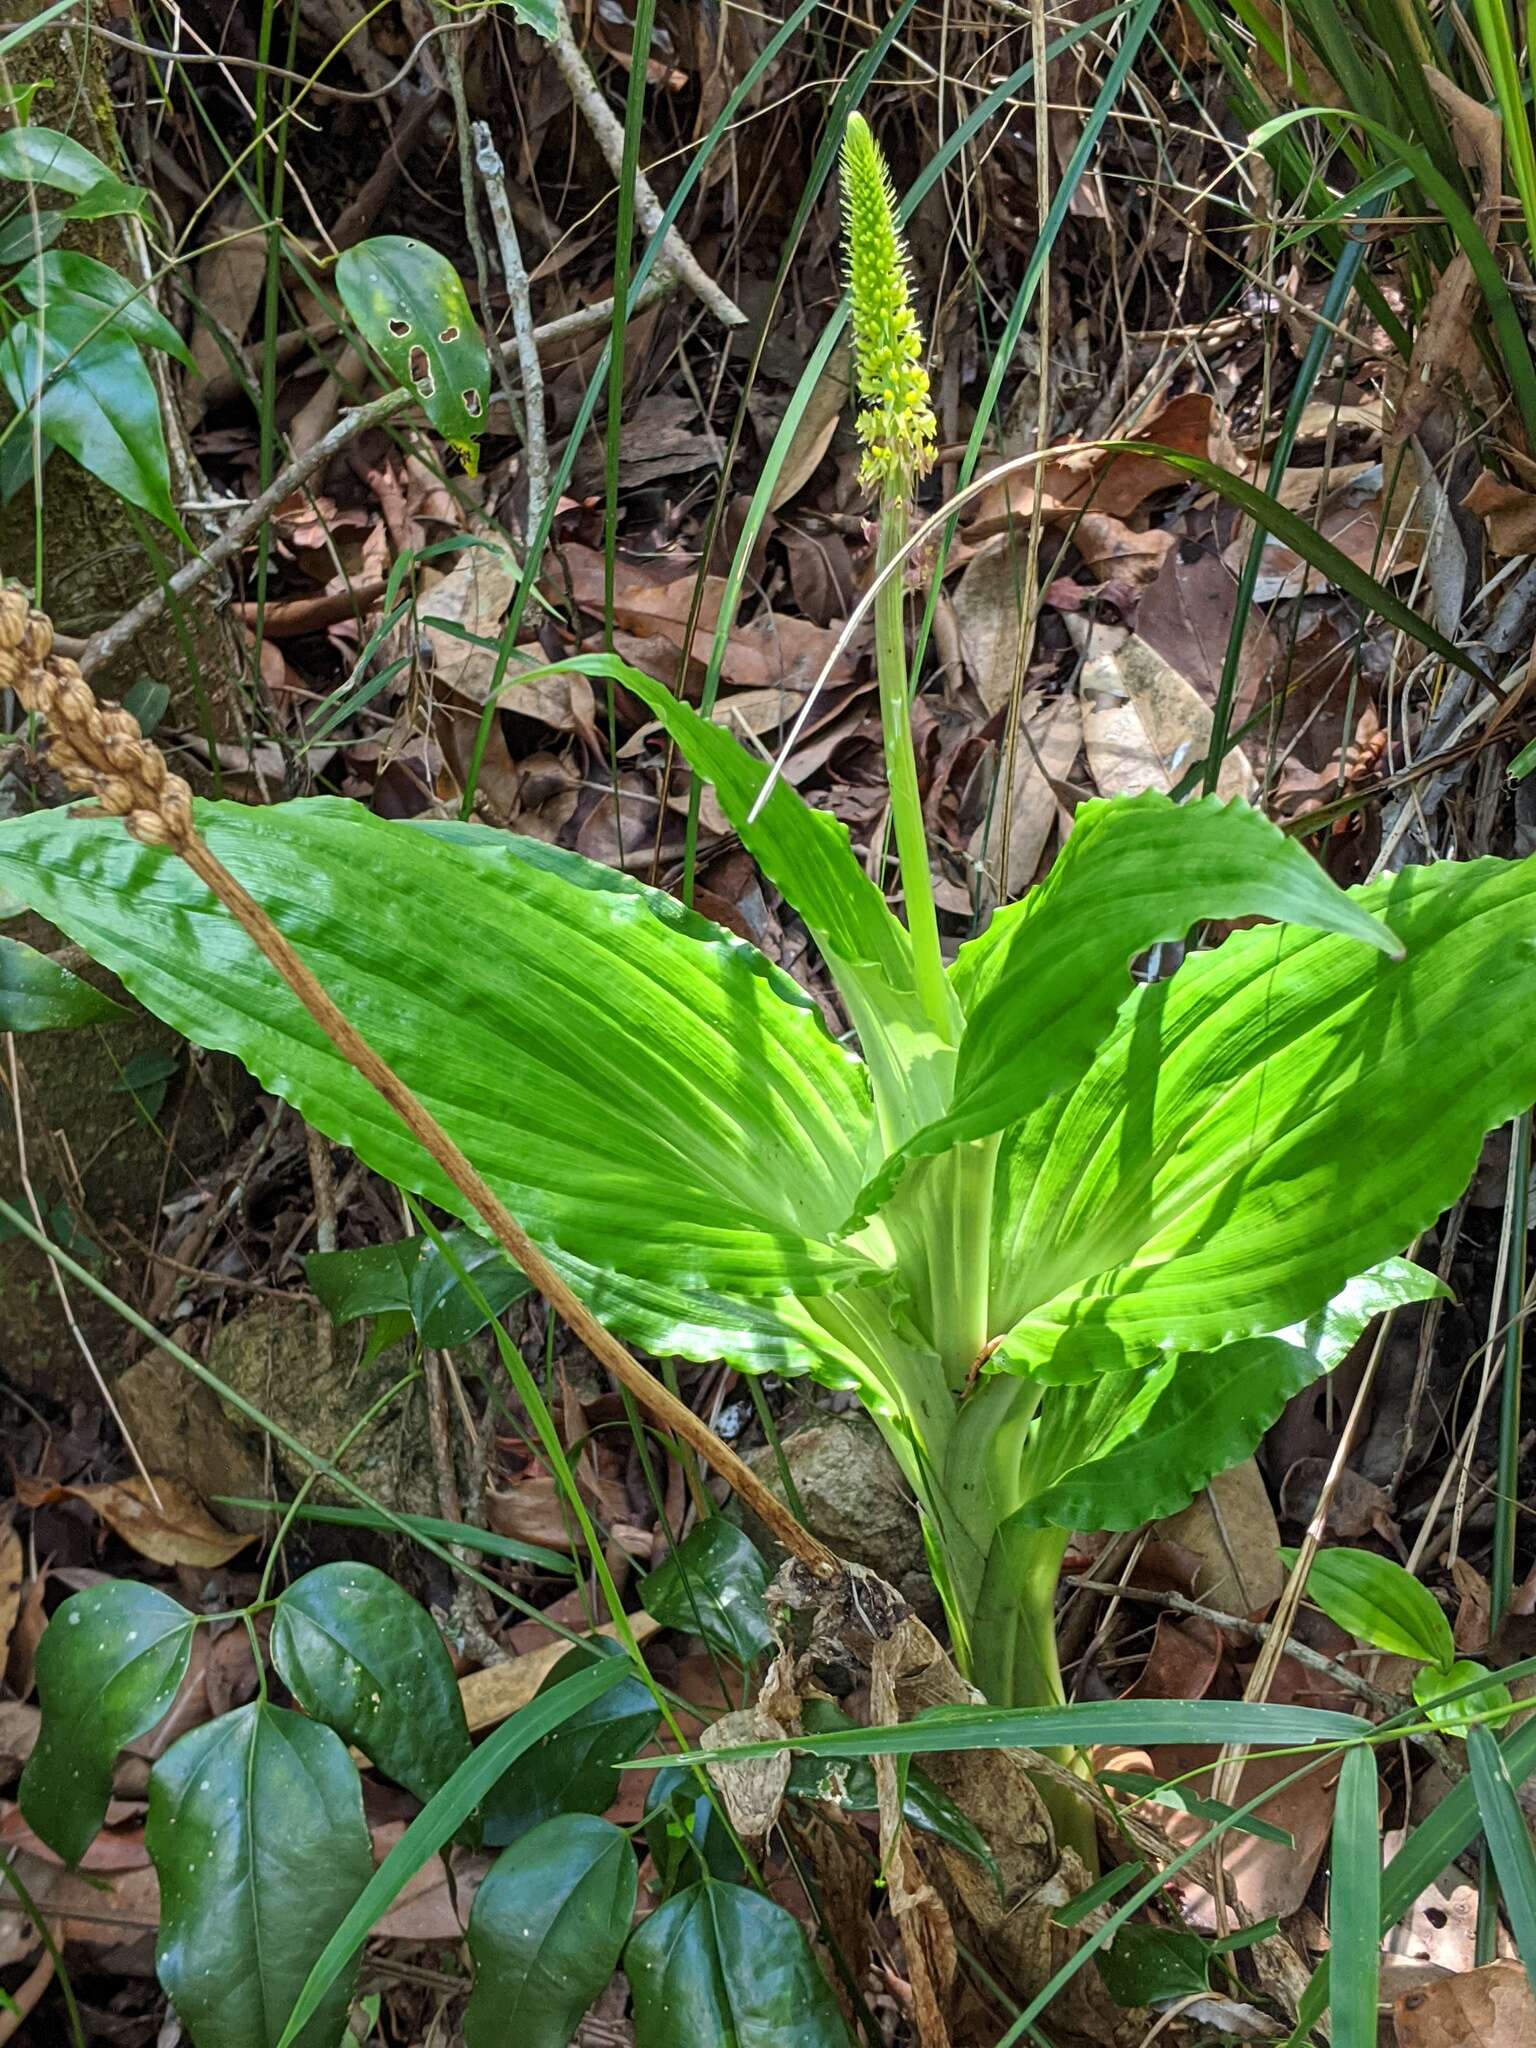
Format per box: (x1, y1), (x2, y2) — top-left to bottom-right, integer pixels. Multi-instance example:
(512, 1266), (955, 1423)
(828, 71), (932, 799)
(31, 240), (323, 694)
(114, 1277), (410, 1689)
(3, 119), (1535, 1862)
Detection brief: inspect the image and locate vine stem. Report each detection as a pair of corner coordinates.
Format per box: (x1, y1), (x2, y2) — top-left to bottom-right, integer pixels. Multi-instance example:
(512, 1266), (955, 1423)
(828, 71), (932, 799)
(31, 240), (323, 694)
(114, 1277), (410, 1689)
(874, 495), (949, 1037)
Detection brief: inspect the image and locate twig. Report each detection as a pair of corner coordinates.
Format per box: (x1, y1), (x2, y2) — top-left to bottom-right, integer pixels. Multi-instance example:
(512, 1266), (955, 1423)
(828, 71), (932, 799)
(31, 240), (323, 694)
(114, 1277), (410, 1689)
(306, 1125), (337, 1253)
(472, 120), (550, 537)
(0, 593), (837, 1583)
(4, 1033), (162, 1507)
(76, 283), (673, 680)
(0, 1945), (54, 2046)
(545, 0), (745, 329)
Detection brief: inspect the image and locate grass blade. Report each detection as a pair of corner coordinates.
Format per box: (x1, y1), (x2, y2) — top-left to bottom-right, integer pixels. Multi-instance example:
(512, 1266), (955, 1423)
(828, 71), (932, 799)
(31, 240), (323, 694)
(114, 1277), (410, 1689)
(212, 1497), (576, 1575)
(274, 1657), (630, 2048)
(1329, 1743), (1381, 2046)
(1468, 1723), (1536, 2001)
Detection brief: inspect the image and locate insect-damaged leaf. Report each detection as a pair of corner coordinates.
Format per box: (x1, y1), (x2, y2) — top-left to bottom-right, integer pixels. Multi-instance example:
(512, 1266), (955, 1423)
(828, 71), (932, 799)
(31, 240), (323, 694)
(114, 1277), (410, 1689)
(335, 236), (489, 470)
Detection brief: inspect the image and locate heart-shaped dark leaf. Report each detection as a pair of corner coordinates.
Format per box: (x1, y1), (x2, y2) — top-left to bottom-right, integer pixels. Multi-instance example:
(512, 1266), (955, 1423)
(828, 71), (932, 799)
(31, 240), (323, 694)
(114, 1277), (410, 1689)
(0, 933), (125, 1030)
(624, 1879), (852, 2047)
(147, 1702), (373, 2048)
(270, 1562), (470, 1804)
(481, 1642), (658, 1847)
(304, 1226), (530, 1348)
(638, 1519), (774, 1665)
(464, 1814), (636, 2048)
(20, 1580), (195, 1864)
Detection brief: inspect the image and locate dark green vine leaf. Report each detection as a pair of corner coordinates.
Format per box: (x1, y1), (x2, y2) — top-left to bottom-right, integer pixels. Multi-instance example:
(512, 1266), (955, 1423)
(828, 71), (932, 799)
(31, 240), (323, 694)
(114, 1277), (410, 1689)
(20, 1580), (195, 1865)
(482, 1642), (658, 1847)
(1097, 1924), (1209, 2007)
(0, 304), (181, 532)
(13, 250), (197, 371)
(334, 236), (489, 470)
(304, 1225), (530, 1348)
(0, 933), (124, 1030)
(625, 1879), (852, 2047)
(270, 1561), (471, 1805)
(464, 1814), (636, 2048)
(148, 1702), (373, 2048)
(638, 1519), (774, 1664)
(644, 1765), (749, 1894)
(0, 209), (64, 265)
(0, 125), (136, 201)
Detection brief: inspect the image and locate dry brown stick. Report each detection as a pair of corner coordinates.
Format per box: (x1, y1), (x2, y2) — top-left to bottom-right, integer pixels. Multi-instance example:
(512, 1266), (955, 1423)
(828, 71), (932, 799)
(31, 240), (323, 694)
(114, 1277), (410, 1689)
(0, 592), (836, 1580)
(77, 280), (674, 681)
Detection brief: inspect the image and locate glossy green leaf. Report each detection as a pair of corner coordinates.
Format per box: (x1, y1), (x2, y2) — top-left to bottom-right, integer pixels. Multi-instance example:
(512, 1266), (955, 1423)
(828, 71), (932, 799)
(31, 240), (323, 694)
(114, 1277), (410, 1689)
(275, 1656), (630, 2048)
(500, 0), (559, 36)
(1467, 1724), (1536, 2000)
(584, 655), (957, 1139)
(638, 1519), (774, 1664)
(63, 173), (151, 222)
(0, 797), (877, 1330)
(148, 1702), (373, 2048)
(0, 208), (64, 264)
(0, 304), (179, 531)
(1328, 1743), (1380, 2048)
(918, 790), (1395, 1162)
(625, 1879), (852, 2048)
(643, 1766), (749, 1893)
(789, 1699), (998, 1880)
(13, 251), (197, 371)
(1015, 1261), (1443, 1530)
(0, 932), (124, 1029)
(305, 1225), (531, 1348)
(335, 237), (488, 469)
(0, 125), (122, 197)
(1412, 1658), (1512, 1733)
(482, 1642), (658, 1846)
(1097, 1924), (1209, 2007)
(991, 853), (1536, 1381)
(464, 1814), (636, 2048)
(1286, 1548), (1454, 1670)
(20, 1581), (196, 1865)
(270, 1562), (471, 1805)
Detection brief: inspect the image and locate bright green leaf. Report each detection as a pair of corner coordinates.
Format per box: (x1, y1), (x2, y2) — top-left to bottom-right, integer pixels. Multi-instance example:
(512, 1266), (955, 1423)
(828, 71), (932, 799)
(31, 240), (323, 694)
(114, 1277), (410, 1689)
(464, 1814), (636, 2048)
(496, 0), (560, 38)
(0, 303), (181, 532)
(625, 1879), (853, 2048)
(1413, 1658), (1513, 1733)
(20, 1581), (195, 1864)
(1287, 1548), (1454, 1670)
(991, 853), (1536, 1380)
(148, 1703), (373, 2048)
(0, 932), (124, 1029)
(643, 1766), (749, 1894)
(1328, 1744), (1380, 2048)
(638, 1519), (775, 1665)
(481, 1642), (658, 1846)
(0, 797), (877, 1328)
(270, 1562), (471, 1805)
(13, 251), (197, 371)
(0, 125), (119, 197)
(334, 236), (489, 470)
(215, 1495), (574, 1576)
(62, 173), (151, 222)
(1468, 1724), (1536, 2001)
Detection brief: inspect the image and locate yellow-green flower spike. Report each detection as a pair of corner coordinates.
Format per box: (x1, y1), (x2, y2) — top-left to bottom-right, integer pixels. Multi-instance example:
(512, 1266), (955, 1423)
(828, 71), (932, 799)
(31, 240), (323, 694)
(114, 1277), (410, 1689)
(840, 113), (937, 493)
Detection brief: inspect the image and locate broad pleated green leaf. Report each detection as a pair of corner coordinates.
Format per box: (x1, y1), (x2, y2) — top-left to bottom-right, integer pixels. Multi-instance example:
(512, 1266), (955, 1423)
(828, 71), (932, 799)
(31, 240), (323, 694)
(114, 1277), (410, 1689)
(270, 1563), (471, 1805)
(625, 1879), (853, 2048)
(148, 1703), (373, 2048)
(921, 790), (1395, 1159)
(21, 1581), (195, 1864)
(991, 853), (1536, 1380)
(0, 932), (124, 1029)
(1013, 1260), (1443, 1530)
(0, 303), (180, 531)
(0, 799), (877, 1324)
(464, 1815), (636, 2048)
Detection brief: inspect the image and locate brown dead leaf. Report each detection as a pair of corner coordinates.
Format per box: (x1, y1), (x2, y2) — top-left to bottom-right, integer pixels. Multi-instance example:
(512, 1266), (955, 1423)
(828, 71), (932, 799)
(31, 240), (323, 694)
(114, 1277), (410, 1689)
(0, 1523), (21, 1672)
(485, 1468), (574, 1552)
(1077, 615), (1258, 803)
(1395, 1964), (1536, 2048)
(570, 393), (721, 494)
(966, 390), (1226, 537)
(4, 1570), (47, 1696)
(1125, 1613), (1224, 1701)
(1227, 462), (1429, 600)
(969, 688), (1082, 907)
(1451, 1560), (1492, 1655)
(702, 1707), (791, 1838)
(417, 538), (520, 700)
(1463, 470), (1536, 557)
(1156, 1459), (1283, 1617)
(0, 1701), (39, 1785)
(1278, 1459), (1397, 1544)
(1073, 514), (1175, 587)
(185, 207), (268, 417)
(1392, 252), (1481, 448)
(458, 1612), (662, 1733)
(23, 1477), (254, 1569)
(769, 340), (852, 511)
(371, 1820), (491, 1938)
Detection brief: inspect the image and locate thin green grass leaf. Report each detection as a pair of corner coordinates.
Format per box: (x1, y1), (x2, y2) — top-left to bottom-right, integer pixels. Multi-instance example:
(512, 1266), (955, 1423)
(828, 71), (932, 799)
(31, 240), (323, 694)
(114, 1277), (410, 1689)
(1468, 1724), (1536, 2000)
(1329, 1744), (1381, 2046)
(212, 1497), (575, 1575)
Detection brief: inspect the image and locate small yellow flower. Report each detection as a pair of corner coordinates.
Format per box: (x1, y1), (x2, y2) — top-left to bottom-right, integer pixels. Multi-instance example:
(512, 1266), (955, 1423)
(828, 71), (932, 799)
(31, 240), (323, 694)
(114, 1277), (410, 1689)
(840, 113), (936, 492)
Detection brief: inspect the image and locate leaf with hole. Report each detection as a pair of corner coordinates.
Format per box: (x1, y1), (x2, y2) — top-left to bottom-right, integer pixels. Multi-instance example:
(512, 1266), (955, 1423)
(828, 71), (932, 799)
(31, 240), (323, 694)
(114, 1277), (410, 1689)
(14, 251), (197, 371)
(624, 1878), (852, 2048)
(270, 1562), (471, 1805)
(0, 304), (180, 532)
(20, 1580), (195, 1865)
(148, 1702), (373, 2048)
(481, 1642), (658, 1846)
(1284, 1547), (1455, 1670)
(464, 1814), (636, 2048)
(0, 933), (124, 1029)
(334, 236), (489, 471)
(638, 1518), (774, 1665)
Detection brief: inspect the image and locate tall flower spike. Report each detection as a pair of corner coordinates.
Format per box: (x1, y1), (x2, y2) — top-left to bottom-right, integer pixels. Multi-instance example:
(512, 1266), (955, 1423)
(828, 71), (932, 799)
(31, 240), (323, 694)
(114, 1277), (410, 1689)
(840, 113), (937, 492)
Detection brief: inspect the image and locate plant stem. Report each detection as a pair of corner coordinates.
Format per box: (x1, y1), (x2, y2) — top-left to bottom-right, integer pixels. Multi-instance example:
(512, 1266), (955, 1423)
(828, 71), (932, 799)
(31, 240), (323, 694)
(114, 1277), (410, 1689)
(875, 495), (950, 1038)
